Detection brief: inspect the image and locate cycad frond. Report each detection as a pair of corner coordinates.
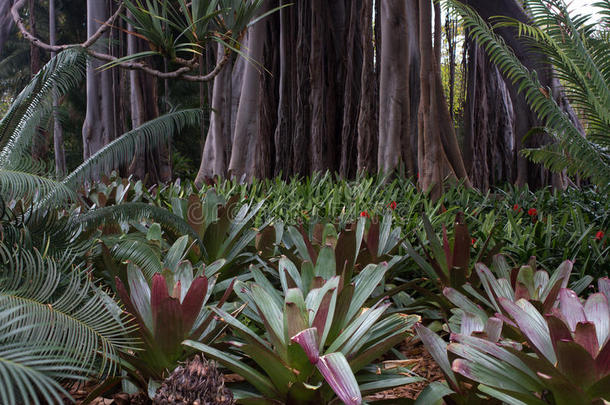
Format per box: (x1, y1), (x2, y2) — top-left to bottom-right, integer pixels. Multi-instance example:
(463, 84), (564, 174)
(0, 243), (138, 404)
(72, 202), (204, 252)
(444, 0), (610, 185)
(0, 169), (78, 203)
(61, 109), (201, 190)
(0, 49), (86, 168)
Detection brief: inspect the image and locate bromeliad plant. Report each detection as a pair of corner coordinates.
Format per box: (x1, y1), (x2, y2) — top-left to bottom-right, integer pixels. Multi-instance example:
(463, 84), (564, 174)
(278, 213), (404, 285)
(114, 236), (234, 390)
(168, 190), (269, 279)
(185, 258), (421, 405)
(447, 279), (610, 405)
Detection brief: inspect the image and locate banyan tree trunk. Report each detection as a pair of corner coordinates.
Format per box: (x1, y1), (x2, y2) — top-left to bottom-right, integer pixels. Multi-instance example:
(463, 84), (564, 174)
(339, 0), (362, 179)
(377, 0), (419, 176)
(82, 0), (116, 173)
(463, 0), (580, 189)
(418, 0), (471, 198)
(195, 44), (233, 185)
(309, 0), (339, 173)
(463, 43), (515, 190)
(126, 34), (170, 184)
(228, 1), (270, 181)
(357, 0), (377, 174)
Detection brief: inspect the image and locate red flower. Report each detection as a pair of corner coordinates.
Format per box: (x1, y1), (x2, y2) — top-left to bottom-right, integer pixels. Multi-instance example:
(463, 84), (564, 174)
(388, 201), (397, 210)
(528, 208), (537, 217)
(513, 204), (520, 211)
(360, 211), (369, 218)
(596, 231), (605, 240)
(471, 238), (476, 245)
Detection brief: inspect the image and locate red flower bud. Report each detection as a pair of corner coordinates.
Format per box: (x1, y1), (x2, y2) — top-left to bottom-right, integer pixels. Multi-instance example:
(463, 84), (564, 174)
(388, 201), (397, 210)
(360, 211), (369, 218)
(528, 208), (537, 216)
(513, 204), (519, 211)
(596, 231), (605, 240)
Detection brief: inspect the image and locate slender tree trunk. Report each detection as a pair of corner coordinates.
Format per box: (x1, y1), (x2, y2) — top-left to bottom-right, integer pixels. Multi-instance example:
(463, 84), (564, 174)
(418, 0), (448, 198)
(49, 0), (66, 177)
(292, 0), (311, 176)
(29, 0), (48, 160)
(82, 0), (116, 168)
(196, 45), (232, 185)
(357, 0), (377, 173)
(253, 8), (280, 178)
(228, 1), (270, 181)
(309, 0), (339, 173)
(0, 0), (13, 56)
(339, 0), (362, 178)
(126, 33), (169, 184)
(274, 0), (295, 178)
(446, 16), (457, 119)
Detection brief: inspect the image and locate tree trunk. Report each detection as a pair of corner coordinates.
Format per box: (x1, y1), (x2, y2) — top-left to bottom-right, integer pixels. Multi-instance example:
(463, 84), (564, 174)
(309, 0), (339, 173)
(49, 0), (66, 177)
(29, 0), (48, 160)
(357, 0), (377, 173)
(418, 0), (448, 198)
(196, 45), (233, 185)
(464, 43), (515, 190)
(273, 0), (295, 178)
(463, 0), (578, 189)
(253, 8), (280, 178)
(378, 0), (416, 175)
(292, 0), (311, 176)
(0, 0), (13, 56)
(339, 0), (362, 178)
(227, 1), (270, 181)
(126, 33), (170, 184)
(82, 0), (116, 168)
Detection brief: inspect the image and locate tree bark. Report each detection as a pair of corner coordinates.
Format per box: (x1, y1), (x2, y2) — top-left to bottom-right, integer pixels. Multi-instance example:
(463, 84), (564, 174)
(378, 0), (417, 176)
(462, 0), (577, 189)
(273, 0), (295, 178)
(357, 0), (377, 173)
(292, 0), (311, 176)
(227, 1), (270, 181)
(418, 0), (448, 198)
(309, 0), (339, 173)
(82, 0), (116, 168)
(464, 43), (515, 190)
(49, 0), (66, 177)
(253, 8), (280, 178)
(195, 44), (232, 185)
(339, 0), (362, 178)
(126, 33), (170, 184)
(0, 0), (13, 56)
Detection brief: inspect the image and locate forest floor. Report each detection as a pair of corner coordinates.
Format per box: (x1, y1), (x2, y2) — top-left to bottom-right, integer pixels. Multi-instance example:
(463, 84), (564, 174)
(66, 339), (443, 404)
